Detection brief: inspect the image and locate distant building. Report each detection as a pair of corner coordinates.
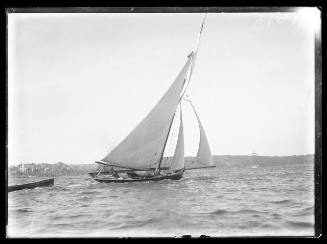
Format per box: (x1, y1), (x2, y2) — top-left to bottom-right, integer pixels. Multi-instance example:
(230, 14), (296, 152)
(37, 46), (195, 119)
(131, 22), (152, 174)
(18, 163), (26, 173)
(24, 164), (36, 171)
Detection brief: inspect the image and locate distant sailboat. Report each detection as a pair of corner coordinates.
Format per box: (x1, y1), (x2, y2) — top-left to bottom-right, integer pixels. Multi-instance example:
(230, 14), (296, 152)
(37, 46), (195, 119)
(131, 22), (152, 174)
(250, 152), (259, 168)
(92, 14), (215, 183)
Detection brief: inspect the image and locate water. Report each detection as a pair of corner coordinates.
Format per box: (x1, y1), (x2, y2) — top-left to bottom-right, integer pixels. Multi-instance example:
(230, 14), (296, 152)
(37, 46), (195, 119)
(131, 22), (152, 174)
(7, 161), (314, 237)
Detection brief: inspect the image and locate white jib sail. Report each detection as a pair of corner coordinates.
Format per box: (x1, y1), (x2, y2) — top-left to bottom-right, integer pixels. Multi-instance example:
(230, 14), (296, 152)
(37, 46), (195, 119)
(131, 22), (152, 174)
(102, 55), (193, 169)
(192, 104), (213, 166)
(170, 108), (184, 171)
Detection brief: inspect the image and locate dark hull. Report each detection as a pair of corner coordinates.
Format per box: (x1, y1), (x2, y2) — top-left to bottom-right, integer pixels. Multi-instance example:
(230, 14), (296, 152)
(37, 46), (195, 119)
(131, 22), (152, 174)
(88, 167), (171, 178)
(94, 171), (183, 183)
(8, 178), (54, 192)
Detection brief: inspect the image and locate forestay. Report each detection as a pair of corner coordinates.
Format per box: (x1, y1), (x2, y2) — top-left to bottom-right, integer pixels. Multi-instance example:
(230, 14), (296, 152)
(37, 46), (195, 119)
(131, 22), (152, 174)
(102, 55), (193, 169)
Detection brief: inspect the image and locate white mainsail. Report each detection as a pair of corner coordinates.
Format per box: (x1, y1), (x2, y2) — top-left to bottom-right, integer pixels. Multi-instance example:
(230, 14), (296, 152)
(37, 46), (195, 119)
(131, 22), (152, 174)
(170, 108), (184, 171)
(101, 55), (193, 169)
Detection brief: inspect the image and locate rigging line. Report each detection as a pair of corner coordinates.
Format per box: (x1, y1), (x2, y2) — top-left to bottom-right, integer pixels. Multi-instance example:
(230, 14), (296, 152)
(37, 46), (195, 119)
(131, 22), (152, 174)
(183, 97), (198, 117)
(183, 98), (192, 103)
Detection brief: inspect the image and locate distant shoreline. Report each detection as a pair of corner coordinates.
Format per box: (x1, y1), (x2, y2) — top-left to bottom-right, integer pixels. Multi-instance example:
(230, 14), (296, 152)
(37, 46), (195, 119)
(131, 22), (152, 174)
(8, 155), (314, 177)
(9, 154), (314, 166)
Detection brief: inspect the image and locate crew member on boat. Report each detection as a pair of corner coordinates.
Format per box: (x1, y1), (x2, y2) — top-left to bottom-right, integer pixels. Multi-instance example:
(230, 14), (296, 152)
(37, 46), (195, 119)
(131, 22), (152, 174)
(108, 166), (120, 178)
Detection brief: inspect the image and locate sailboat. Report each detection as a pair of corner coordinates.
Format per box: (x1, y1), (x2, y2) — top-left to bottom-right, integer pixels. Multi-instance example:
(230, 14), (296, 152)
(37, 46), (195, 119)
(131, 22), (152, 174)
(92, 15), (215, 183)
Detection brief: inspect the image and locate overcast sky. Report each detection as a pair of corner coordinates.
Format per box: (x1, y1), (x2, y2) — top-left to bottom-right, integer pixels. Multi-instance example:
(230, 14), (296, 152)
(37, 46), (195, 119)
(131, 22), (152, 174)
(8, 9), (319, 165)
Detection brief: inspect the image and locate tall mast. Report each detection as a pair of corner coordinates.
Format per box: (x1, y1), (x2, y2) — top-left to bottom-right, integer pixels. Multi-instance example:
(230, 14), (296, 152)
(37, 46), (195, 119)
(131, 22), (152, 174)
(155, 14), (207, 174)
(180, 13), (207, 98)
(194, 13), (207, 54)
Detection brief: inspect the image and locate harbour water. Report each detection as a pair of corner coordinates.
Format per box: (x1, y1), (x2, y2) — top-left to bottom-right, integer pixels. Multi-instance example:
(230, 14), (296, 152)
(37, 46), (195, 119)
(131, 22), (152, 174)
(7, 161), (314, 237)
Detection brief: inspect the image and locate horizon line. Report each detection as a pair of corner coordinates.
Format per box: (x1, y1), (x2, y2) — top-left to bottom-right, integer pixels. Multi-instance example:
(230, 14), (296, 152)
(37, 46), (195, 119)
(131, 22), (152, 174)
(8, 154), (315, 166)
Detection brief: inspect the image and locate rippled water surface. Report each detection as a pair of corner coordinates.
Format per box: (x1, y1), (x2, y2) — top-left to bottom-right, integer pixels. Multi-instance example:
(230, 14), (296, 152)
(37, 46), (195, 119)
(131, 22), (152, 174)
(7, 162), (314, 237)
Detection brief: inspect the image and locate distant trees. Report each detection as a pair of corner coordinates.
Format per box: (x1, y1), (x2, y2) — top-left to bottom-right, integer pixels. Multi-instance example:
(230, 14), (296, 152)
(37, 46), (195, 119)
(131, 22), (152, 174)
(8, 162), (97, 177)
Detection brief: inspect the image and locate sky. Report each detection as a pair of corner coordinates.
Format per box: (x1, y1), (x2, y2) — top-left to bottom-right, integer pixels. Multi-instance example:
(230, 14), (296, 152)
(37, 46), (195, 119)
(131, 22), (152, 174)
(8, 9), (319, 165)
